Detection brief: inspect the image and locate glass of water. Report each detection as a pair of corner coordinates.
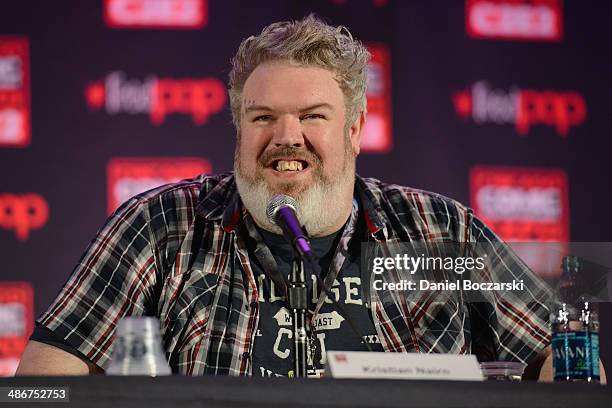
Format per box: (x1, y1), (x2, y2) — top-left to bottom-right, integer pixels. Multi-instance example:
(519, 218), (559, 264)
(479, 361), (527, 381)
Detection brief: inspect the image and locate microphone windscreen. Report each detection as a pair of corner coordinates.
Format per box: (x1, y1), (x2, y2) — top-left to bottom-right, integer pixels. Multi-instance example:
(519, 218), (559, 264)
(266, 194), (299, 225)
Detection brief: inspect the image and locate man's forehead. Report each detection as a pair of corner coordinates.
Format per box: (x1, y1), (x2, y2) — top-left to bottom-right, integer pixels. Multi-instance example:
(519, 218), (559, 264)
(241, 62), (343, 113)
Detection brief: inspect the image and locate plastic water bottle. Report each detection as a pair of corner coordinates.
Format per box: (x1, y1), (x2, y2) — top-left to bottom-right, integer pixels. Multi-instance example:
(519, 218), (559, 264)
(106, 317), (172, 376)
(551, 256), (600, 382)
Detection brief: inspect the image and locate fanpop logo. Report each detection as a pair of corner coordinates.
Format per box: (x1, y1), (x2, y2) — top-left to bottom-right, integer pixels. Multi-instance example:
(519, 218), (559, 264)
(0, 193), (49, 241)
(84, 71), (226, 125)
(453, 81), (586, 137)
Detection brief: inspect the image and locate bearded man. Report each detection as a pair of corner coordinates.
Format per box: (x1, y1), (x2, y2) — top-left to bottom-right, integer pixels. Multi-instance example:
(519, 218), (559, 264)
(16, 15), (558, 380)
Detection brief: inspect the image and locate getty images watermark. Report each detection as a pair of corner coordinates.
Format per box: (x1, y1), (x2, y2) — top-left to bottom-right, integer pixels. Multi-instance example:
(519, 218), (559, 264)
(370, 253), (524, 292)
(359, 242), (612, 305)
(361, 242), (533, 300)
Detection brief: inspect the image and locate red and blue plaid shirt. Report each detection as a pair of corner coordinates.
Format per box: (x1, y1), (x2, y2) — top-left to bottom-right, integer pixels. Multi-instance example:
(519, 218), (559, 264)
(38, 172), (551, 375)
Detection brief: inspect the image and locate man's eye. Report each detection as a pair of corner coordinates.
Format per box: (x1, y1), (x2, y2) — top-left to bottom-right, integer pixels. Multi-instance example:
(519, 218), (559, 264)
(301, 114), (325, 120)
(253, 115), (272, 122)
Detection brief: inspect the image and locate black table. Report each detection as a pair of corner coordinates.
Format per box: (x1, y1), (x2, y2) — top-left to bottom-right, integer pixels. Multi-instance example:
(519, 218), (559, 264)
(1, 376), (611, 408)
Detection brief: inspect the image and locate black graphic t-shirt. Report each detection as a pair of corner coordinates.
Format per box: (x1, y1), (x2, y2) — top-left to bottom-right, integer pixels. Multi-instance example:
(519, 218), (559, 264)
(247, 224), (383, 378)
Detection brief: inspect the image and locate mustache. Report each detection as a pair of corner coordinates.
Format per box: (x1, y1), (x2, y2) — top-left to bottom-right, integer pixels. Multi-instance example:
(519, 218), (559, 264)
(258, 147), (322, 168)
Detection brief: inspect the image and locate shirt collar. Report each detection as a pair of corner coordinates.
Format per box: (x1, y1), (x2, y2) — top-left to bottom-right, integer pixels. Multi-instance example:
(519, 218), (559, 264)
(194, 172), (241, 231)
(354, 175), (386, 235)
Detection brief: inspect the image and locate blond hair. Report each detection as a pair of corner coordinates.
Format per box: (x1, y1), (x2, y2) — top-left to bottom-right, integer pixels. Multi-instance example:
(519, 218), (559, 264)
(229, 14), (370, 131)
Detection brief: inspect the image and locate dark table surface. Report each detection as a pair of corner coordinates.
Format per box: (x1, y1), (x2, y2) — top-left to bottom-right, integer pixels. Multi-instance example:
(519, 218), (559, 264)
(1, 375), (611, 408)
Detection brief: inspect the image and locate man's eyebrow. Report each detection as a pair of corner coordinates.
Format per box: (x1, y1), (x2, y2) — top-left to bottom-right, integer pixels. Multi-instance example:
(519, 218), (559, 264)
(300, 103), (334, 112)
(244, 105), (273, 114)
(244, 103), (335, 114)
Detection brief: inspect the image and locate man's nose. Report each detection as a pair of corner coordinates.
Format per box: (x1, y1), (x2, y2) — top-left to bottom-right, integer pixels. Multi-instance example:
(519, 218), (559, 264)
(270, 115), (304, 147)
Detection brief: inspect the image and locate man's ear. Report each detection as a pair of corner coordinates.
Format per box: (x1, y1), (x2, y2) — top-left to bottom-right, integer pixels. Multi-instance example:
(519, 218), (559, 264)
(349, 110), (366, 156)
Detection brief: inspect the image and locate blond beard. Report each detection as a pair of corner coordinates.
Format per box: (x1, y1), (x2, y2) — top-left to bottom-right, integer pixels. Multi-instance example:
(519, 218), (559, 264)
(235, 143), (355, 237)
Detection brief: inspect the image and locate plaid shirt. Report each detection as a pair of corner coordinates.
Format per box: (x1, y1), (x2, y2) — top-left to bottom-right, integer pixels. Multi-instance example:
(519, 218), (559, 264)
(39, 172), (551, 375)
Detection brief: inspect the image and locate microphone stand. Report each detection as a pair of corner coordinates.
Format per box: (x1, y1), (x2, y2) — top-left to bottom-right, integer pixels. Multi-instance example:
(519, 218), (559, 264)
(267, 196), (374, 378)
(289, 257), (308, 378)
(266, 197), (316, 377)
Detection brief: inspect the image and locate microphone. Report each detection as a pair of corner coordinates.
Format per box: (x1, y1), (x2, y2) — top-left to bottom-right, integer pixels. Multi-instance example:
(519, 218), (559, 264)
(266, 194), (313, 259)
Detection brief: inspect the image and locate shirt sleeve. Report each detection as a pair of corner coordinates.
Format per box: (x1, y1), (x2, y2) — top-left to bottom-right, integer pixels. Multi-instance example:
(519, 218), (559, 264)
(466, 213), (552, 364)
(37, 196), (160, 370)
(29, 324), (87, 362)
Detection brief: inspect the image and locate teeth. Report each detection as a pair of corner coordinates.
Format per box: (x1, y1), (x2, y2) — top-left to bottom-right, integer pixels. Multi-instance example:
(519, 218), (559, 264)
(276, 160), (303, 172)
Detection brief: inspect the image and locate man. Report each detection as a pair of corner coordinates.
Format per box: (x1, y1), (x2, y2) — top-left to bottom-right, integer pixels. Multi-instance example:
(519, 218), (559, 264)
(17, 15), (556, 379)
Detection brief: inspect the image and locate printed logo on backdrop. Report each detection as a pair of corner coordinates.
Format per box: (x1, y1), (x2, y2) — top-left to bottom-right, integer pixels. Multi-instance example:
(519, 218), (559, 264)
(0, 282), (33, 377)
(104, 0), (207, 29)
(466, 0), (563, 41)
(453, 81), (586, 137)
(107, 157), (211, 213)
(363, 43), (392, 153)
(470, 166), (569, 276)
(85, 71), (226, 126)
(0, 37), (30, 148)
(0, 193), (49, 241)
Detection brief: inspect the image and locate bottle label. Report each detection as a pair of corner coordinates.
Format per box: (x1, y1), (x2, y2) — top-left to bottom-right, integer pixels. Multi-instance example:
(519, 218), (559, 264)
(552, 331), (599, 381)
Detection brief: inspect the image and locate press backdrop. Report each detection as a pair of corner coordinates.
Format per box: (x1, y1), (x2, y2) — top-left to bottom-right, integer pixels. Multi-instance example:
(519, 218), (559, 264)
(1, 0), (611, 371)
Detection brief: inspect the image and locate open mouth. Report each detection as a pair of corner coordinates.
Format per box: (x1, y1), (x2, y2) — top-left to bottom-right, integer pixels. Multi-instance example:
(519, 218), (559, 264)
(270, 159), (310, 172)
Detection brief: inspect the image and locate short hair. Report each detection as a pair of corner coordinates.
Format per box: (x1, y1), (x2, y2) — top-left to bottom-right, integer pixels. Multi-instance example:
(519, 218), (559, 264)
(229, 14), (370, 132)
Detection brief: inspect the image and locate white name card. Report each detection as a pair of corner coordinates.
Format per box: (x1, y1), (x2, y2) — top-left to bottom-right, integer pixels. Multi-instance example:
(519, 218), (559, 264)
(325, 351), (484, 381)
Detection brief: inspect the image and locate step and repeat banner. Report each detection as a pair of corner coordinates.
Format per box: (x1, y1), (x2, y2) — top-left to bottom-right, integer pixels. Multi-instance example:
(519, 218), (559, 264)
(1, 0), (611, 375)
